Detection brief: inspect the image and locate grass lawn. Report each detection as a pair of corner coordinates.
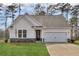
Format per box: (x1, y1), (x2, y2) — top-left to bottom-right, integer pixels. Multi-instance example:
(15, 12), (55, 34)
(74, 40), (79, 45)
(0, 43), (49, 56)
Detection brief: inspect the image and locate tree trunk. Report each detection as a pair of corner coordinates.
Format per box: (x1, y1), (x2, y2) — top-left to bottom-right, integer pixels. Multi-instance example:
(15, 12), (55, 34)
(71, 25), (74, 43)
(5, 16), (8, 43)
(18, 4), (21, 16)
(66, 10), (68, 20)
(61, 10), (63, 16)
(75, 15), (78, 39)
(47, 8), (48, 15)
(12, 12), (14, 23)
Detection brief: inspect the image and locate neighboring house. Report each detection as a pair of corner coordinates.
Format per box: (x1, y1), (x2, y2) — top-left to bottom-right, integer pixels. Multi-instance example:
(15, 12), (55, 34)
(8, 15), (71, 42)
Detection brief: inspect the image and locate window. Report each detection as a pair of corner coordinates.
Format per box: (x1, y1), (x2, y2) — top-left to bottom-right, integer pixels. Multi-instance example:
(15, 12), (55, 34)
(18, 30), (27, 38)
(23, 30), (27, 38)
(18, 30), (22, 38)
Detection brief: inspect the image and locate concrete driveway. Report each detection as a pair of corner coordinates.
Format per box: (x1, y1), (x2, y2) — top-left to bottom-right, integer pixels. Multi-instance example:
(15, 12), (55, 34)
(46, 43), (79, 56)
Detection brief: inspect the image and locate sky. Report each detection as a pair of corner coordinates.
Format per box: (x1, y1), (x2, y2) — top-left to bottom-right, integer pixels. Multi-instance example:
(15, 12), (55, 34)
(0, 0), (79, 4)
(0, 3), (77, 30)
(0, 0), (79, 30)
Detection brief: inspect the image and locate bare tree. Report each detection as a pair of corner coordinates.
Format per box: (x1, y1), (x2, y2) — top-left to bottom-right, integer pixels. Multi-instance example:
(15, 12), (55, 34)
(71, 5), (79, 39)
(47, 3), (66, 15)
(7, 3), (17, 23)
(63, 3), (72, 20)
(70, 17), (77, 42)
(18, 3), (25, 16)
(34, 4), (46, 15)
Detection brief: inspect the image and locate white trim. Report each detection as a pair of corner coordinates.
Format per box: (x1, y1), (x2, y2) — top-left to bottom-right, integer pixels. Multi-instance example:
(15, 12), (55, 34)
(16, 29), (18, 38)
(43, 27), (70, 29)
(17, 29), (27, 38)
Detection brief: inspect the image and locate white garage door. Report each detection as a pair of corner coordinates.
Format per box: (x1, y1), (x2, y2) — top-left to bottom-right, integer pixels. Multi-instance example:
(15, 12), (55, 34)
(44, 32), (68, 42)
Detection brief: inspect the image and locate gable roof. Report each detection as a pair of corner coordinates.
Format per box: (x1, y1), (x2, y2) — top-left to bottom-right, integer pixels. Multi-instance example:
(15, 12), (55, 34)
(10, 15), (70, 28)
(27, 15), (70, 28)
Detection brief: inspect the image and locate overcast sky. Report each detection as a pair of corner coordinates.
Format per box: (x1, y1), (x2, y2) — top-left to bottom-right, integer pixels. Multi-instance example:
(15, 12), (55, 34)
(0, 0), (79, 5)
(0, 3), (78, 30)
(0, 0), (79, 30)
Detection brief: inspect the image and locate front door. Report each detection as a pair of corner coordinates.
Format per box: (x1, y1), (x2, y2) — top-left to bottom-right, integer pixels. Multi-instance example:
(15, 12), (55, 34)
(36, 30), (41, 40)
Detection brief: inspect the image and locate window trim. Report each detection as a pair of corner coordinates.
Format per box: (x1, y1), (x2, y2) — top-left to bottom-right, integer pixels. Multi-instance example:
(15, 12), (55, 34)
(23, 30), (27, 38)
(17, 29), (27, 38)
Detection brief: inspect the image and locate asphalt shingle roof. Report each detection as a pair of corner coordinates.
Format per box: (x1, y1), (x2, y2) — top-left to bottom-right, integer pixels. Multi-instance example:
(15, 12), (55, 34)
(28, 15), (70, 27)
(12, 15), (70, 28)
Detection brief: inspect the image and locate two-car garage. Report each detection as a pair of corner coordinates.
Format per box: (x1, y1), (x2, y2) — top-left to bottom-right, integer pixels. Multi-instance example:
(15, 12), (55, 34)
(44, 29), (69, 42)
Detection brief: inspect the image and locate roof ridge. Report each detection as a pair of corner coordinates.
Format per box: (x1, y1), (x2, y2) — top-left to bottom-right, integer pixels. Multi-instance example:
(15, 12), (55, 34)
(25, 14), (64, 16)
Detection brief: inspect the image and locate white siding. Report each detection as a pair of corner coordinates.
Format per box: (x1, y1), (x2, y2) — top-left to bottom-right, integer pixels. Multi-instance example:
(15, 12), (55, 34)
(9, 19), (35, 38)
(9, 28), (15, 38)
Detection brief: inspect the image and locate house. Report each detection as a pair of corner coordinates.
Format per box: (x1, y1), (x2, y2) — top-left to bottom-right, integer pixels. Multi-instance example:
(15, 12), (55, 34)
(8, 15), (71, 42)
